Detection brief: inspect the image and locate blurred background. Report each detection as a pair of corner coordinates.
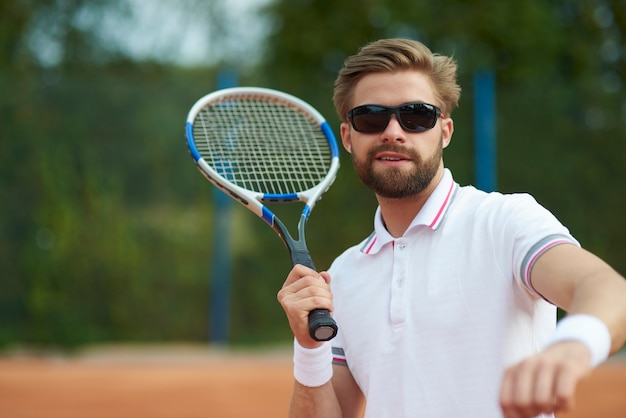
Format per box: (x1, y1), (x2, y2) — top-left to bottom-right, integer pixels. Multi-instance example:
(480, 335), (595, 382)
(1, 0), (624, 350)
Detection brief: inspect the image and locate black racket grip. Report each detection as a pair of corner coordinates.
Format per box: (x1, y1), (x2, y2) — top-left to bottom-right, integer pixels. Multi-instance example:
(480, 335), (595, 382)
(291, 249), (338, 342)
(308, 308), (338, 341)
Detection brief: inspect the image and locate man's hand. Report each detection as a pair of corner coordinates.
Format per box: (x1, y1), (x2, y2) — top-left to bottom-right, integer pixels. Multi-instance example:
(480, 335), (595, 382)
(277, 264), (334, 348)
(499, 341), (593, 418)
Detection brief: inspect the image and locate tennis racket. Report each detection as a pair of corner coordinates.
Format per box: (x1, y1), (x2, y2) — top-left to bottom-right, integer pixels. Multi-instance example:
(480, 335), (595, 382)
(185, 87), (340, 341)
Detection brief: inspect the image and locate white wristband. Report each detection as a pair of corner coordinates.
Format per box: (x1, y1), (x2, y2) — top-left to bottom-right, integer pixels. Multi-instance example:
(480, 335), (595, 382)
(547, 314), (611, 368)
(293, 338), (333, 387)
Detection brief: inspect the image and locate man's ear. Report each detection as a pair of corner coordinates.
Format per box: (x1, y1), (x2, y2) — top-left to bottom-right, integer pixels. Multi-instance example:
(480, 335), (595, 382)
(340, 122), (352, 153)
(442, 117), (454, 149)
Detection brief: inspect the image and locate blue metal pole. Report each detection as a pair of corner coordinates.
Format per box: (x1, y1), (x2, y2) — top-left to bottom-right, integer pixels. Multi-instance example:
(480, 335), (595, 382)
(474, 70), (497, 192)
(209, 68), (238, 345)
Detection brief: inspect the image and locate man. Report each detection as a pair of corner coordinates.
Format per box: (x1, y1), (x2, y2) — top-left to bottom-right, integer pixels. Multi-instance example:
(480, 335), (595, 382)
(277, 38), (626, 418)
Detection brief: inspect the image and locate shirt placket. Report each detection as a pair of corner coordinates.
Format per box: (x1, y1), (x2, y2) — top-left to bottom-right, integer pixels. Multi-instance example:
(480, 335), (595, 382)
(390, 238), (409, 328)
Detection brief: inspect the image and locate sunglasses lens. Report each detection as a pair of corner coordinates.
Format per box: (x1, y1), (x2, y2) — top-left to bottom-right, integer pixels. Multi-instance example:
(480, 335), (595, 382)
(399, 103), (437, 132)
(351, 106), (389, 133)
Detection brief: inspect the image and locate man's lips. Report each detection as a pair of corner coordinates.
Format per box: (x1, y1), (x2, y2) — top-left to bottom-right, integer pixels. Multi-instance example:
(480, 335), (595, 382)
(374, 152), (412, 162)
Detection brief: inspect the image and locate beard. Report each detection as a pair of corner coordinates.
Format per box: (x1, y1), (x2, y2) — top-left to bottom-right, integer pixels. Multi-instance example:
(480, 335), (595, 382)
(351, 137), (443, 199)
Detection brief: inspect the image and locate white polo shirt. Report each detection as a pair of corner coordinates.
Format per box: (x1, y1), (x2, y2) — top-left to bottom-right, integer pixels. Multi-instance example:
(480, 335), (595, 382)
(328, 168), (578, 418)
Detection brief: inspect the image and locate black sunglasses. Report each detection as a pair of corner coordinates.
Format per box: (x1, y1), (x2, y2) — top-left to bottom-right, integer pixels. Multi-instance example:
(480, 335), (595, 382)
(347, 102), (443, 133)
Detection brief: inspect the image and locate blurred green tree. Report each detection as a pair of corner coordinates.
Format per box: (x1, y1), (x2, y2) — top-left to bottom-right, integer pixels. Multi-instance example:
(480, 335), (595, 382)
(0, 0), (226, 348)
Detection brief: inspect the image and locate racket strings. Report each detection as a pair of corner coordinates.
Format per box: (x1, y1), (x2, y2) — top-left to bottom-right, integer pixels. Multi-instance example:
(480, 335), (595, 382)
(193, 97), (332, 195)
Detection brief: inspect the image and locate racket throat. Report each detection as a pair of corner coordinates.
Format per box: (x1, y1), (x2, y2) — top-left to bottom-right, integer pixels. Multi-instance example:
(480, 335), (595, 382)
(273, 216), (316, 270)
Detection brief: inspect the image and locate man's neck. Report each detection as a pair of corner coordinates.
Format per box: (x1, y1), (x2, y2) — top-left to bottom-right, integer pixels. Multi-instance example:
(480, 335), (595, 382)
(376, 167), (444, 238)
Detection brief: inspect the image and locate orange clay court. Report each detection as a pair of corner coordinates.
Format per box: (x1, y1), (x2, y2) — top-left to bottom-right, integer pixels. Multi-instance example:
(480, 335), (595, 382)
(0, 345), (624, 418)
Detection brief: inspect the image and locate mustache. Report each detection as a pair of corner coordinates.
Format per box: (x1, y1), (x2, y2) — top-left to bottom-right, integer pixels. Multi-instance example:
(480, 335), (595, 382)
(367, 144), (421, 161)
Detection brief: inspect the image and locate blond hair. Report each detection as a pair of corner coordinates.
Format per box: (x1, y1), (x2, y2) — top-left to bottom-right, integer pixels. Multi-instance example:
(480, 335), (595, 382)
(333, 38), (461, 122)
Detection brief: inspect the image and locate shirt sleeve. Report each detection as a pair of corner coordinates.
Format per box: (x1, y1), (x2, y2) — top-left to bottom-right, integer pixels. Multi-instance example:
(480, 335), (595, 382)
(489, 193), (580, 298)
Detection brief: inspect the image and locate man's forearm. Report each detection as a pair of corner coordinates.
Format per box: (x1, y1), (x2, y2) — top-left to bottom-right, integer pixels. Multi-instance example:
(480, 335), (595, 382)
(289, 381), (343, 418)
(567, 267), (626, 355)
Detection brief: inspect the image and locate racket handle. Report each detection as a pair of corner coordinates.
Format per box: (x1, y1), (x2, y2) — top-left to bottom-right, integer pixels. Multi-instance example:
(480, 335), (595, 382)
(289, 241), (338, 341)
(308, 309), (338, 341)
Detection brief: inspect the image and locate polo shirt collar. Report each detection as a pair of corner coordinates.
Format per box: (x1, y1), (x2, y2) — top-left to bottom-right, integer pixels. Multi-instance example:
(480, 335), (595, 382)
(360, 168), (458, 255)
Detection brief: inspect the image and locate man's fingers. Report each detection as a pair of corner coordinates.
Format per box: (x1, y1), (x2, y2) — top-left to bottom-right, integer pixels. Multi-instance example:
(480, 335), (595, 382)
(532, 362), (557, 409)
(553, 362), (585, 411)
(277, 265), (334, 346)
(284, 282), (333, 313)
(282, 264), (321, 286)
(501, 360), (544, 418)
(500, 342), (593, 417)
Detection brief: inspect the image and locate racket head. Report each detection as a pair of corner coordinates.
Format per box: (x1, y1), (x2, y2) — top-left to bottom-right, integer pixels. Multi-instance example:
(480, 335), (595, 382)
(185, 87), (340, 342)
(185, 87), (340, 226)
